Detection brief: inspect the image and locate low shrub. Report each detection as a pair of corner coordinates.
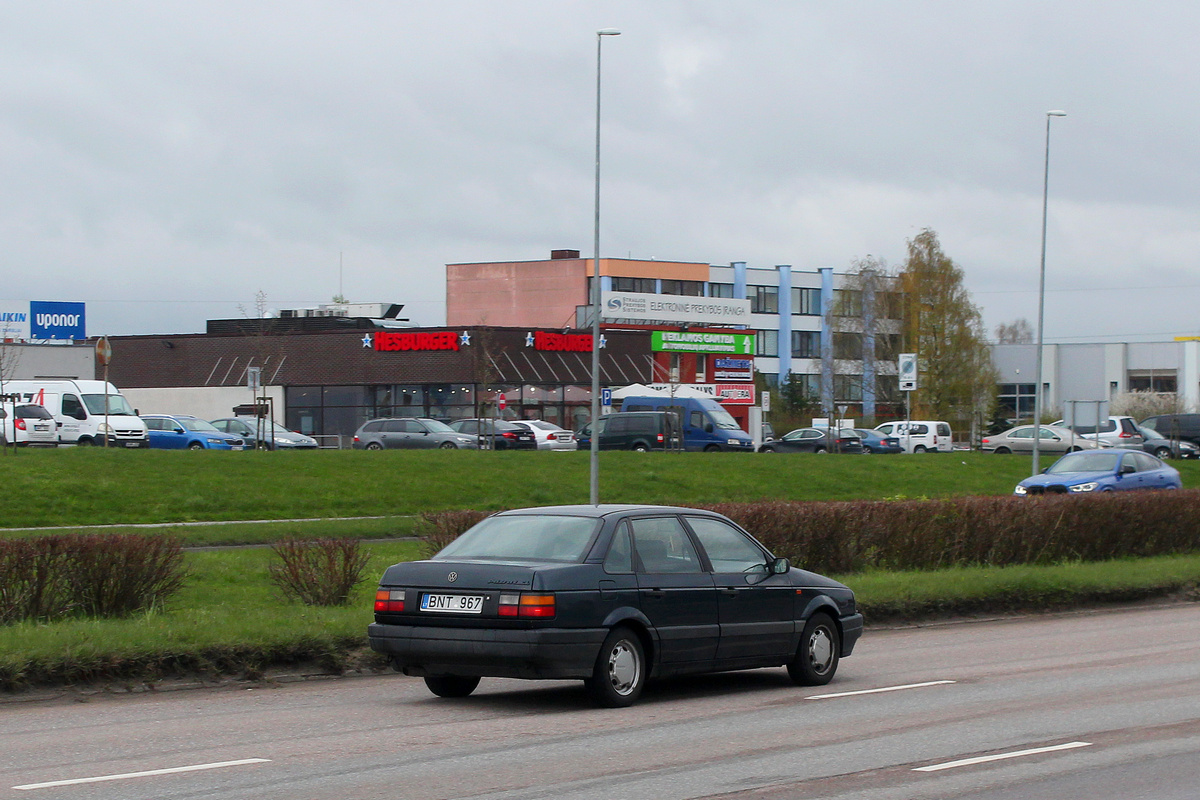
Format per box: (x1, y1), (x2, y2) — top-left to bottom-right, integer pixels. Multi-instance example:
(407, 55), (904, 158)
(416, 509), (491, 557)
(0, 533), (186, 624)
(418, 491), (1200, 575)
(269, 538), (371, 606)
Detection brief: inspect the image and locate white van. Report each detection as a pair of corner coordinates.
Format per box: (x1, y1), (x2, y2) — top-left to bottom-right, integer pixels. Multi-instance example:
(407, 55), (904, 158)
(4, 379), (149, 447)
(874, 420), (953, 453)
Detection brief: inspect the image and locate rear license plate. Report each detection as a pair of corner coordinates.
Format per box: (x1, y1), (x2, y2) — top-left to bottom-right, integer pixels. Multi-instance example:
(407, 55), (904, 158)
(33, 424), (49, 431)
(421, 594), (484, 614)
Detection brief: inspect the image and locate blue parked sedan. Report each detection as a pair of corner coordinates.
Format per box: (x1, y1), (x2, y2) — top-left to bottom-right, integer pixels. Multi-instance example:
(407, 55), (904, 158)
(1015, 450), (1181, 495)
(142, 414), (246, 450)
(854, 428), (902, 454)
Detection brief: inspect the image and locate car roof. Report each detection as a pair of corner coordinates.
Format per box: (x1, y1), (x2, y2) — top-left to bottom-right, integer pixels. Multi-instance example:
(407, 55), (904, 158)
(492, 504), (726, 520)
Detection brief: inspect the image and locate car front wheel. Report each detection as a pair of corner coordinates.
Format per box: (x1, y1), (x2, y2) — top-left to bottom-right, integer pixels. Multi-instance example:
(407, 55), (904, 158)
(1155, 447), (1173, 459)
(586, 626), (646, 708)
(788, 613), (840, 686)
(439, 441), (457, 449)
(188, 442), (204, 450)
(424, 675), (480, 698)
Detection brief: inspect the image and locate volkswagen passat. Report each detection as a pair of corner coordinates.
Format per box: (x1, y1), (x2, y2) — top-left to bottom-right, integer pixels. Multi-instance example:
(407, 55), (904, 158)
(368, 505), (863, 707)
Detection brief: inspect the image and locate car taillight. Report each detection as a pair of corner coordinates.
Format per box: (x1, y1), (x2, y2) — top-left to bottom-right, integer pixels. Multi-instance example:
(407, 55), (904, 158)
(502, 432), (517, 439)
(982, 438), (991, 445)
(656, 433), (664, 442)
(15, 419), (26, 431)
(374, 589), (405, 613)
(1118, 432), (1133, 438)
(498, 592), (556, 618)
(353, 435), (361, 442)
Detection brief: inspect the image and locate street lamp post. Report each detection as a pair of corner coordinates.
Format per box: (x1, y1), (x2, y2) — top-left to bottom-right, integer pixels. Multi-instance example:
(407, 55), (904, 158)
(590, 28), (620, 506)
(1032, 110), (1066, 476)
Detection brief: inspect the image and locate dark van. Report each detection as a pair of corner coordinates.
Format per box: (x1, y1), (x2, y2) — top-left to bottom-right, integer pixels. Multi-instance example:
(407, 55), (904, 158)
(1140, 414), (1200, 446)
(619, 395), (755, 452)
(575, 411), (681, 451)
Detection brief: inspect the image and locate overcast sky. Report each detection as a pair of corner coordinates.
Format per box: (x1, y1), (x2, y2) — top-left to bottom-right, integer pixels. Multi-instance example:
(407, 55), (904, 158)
(4, 1), (1198, 343)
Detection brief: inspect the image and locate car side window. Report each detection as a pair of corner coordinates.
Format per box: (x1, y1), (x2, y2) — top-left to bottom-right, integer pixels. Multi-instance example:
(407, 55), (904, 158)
(1011, 428), (1031, 439)
(685, 516), (766, 573)
(143, 419), (160, 431)
(603, 522), (634, 574)
(690, 411), (704, 428)
(62, 394), (85, 419)
(631, 517), (702, 574)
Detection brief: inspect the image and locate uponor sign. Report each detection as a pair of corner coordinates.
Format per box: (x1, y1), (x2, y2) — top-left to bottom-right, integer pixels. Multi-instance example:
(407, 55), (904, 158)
(0, 301), (86, 340)
(602, 291), (750, 325)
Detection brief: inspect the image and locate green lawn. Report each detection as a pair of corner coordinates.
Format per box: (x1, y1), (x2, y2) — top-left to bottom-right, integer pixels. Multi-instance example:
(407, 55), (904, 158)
(9, 447), (1194, 530)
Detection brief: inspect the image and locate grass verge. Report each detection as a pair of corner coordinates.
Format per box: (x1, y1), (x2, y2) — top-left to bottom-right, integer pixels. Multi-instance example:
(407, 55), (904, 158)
(12, 447), (1198, 529)
(2, 545), (1197, 692)
(0, 517), (419, 547)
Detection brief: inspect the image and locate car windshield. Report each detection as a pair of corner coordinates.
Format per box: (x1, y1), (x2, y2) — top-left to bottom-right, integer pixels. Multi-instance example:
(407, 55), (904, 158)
(707, 405), (742, 430)
(82, 393), (136, 416)
(180, 418), (220, 432)
(421, 419), (455, 433)
(434, 515), (601, 563)
(1046, 452), (1120, 474)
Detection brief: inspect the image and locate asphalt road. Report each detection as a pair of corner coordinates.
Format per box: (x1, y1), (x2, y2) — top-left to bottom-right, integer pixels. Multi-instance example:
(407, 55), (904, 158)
(2, 603), (1198, 800)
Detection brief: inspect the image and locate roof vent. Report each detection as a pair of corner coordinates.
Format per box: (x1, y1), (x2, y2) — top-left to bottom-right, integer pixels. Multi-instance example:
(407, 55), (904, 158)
(551, 249), (581, 260)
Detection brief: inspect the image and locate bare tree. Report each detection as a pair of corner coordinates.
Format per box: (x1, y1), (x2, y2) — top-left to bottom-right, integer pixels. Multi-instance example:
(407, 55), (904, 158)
(995, 318), (1034, 344)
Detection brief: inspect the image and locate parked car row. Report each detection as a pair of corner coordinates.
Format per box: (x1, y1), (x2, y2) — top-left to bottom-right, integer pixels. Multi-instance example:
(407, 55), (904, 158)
(351, 417), (579, 451)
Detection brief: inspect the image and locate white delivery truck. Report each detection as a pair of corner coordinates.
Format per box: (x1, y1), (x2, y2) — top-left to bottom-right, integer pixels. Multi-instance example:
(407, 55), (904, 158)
(4, 379), (150, 447)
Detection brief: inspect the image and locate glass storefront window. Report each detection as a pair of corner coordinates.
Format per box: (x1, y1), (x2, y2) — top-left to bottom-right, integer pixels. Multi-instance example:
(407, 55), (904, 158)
(288, 386), (321, 407)
(323, 386), (370, 406)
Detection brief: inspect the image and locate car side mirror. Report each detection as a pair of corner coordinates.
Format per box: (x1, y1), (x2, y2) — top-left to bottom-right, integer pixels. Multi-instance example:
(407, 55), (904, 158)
(1121, 464), (1136, 475)
(770, 557), (790, 574)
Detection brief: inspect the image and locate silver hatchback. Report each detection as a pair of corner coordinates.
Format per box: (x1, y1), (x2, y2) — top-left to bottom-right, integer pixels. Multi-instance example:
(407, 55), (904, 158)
(353, 418), (479, 450)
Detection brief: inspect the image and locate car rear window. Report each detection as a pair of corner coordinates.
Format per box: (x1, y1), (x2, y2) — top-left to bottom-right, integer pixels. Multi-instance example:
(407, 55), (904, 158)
(434, 515), (601, 563)
(16, 405), (53, 419)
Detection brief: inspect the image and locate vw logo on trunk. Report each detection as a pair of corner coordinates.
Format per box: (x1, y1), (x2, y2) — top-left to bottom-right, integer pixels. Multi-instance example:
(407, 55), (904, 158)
(447, 572), (458, 582)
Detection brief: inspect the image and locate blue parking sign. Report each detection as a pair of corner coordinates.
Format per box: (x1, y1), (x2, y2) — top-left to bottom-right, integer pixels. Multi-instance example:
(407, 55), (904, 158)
(601, 388), (612, 407)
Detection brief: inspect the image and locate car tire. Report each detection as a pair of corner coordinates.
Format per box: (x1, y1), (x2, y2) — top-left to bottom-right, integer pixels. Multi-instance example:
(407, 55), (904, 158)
(814, 447), (827, 454)
(994, 447), (1011, 455)
(632, 442), (650, 452)
(424, 675), (481, 698)
(76, 437), (93, 447)
(188, 442), (204, 450)
(760, 446), (775, 453)
(365, 442), (383, 451)
(913, 445), (927, 454)
(586, 626), (646, 708)
(439, 441), (457, 449)
(704, 444), (721, 452)
(1068, 446), (1083, 452)
(787, 612), (840, 686)
(1155, 447), (1173, 459)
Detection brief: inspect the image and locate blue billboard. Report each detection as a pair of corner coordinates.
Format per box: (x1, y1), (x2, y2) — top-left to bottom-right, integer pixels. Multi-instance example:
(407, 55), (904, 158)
(29, 301), (86, 340)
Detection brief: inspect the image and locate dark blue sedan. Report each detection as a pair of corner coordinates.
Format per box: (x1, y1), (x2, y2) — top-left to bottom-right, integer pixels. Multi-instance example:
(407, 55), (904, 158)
(368, 505), (863, 707)
(854, 428), (902, 454)
(1015, 450), (1182, 495)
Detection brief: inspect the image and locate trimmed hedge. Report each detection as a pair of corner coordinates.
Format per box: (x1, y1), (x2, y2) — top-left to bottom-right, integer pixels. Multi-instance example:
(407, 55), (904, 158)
(418, 491), (1200, 575)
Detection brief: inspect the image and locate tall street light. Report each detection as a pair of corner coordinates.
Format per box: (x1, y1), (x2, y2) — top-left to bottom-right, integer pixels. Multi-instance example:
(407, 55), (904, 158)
(1032, 110), (1067, 476)
(590, 28), (620, 505)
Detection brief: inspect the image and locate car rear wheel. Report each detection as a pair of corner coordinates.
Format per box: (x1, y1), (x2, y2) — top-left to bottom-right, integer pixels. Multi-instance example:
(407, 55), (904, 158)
(188, 442), (204, 450)
(1155, 447), (1173, 459)
(913, 445), (927, 453)
(632, 442), (650, 452)
(424, 675), (481, 698)
(586, 626), (646, 708)
(994, 447), (1011, 455)
(365, 442), (383, 451)
(814, 447), (827, 454)
(787, 613), (840, 686)
(439, 441), (457, 449)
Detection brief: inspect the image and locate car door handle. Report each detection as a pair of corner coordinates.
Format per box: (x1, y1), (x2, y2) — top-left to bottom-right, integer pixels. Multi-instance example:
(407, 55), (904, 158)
(643, 589), (665, 598)
(720, 588), (740, 596)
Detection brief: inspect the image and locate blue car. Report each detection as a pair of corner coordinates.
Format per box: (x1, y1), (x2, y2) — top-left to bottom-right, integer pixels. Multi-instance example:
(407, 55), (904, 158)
(854, 428), (902, 454)
(1015, 450), (1181, 495)
(142, 414), (246, 450)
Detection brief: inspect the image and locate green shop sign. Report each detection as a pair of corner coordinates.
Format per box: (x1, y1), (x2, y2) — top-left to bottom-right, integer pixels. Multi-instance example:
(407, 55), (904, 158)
(651, 330), (756, 354)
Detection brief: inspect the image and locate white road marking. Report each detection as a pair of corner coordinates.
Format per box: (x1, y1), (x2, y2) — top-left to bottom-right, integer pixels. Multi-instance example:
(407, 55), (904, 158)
(806, 680), (956, 700)
(13, 758), (271, 791)
(913, 741), (1093, 772)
